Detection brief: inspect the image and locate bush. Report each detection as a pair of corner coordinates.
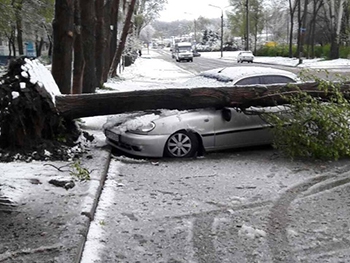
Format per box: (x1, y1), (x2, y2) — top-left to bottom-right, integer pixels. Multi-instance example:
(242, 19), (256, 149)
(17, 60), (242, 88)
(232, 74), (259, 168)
(339, 45), (350, 59)
(262, 74), (350, 160)
(256, 43), (350, 59)
(256, 44), (296, 57)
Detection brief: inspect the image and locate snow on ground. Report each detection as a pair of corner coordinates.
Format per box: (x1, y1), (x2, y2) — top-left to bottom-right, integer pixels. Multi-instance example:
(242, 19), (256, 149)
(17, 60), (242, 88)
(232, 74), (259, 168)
(103, 51), (194, 92)
(80, 160), (124, 263)
(1, 49), (349, 242)
(2, 49), (349, 202)
(200, 50), (350, 68)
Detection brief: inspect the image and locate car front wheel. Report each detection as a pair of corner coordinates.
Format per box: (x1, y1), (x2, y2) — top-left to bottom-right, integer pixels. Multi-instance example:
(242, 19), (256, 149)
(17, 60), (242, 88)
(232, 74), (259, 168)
(164, 131), (198, 158)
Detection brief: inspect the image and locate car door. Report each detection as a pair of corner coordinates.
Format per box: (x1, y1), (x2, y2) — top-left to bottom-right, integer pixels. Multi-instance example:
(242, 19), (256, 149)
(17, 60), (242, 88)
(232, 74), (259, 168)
(213, 107), (272, 150)
(212, 75), (284, 150)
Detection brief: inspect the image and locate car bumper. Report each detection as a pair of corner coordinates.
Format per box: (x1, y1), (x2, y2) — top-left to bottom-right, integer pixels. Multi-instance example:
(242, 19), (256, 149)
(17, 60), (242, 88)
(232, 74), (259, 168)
(239, 58), (254, 61)
(105, 131), (169, 157)
(179, 55), (193, 59)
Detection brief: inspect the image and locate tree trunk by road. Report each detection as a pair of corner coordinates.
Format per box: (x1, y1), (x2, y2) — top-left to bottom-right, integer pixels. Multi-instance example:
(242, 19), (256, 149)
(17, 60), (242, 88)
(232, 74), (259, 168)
(81, 0), (97, 93)
(329, 0), (345, 59)
(15, 0), (24, 56)
(109, 0), (137, 77)
(95, 0), (106, 87)
(109, 0), (120, 74)
(102, 0), (114, 82)
(55, 82), (350, 119)
(73, 0), (85, 94)
(51, 0), (75, 94)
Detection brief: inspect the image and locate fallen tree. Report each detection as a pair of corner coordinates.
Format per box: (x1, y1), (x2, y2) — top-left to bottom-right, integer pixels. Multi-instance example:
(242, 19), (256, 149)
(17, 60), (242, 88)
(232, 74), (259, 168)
(1, 57), (350, 160)
(56, 81), (350, 119)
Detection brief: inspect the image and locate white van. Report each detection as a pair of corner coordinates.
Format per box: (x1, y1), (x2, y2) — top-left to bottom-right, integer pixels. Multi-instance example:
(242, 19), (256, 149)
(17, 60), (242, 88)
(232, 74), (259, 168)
(174, 42), (193, 62)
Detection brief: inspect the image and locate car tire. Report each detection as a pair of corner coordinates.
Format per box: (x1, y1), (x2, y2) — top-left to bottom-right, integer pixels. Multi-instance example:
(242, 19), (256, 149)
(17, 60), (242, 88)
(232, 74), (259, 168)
(164, 131), (198, 158)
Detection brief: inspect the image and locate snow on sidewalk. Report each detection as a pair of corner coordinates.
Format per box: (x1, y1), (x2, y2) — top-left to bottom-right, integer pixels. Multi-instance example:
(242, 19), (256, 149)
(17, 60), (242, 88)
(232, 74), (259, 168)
(104, 50), (194, 92)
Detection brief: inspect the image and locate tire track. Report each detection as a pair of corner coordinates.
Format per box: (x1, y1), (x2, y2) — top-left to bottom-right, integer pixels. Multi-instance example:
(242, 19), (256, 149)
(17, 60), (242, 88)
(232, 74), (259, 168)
(266, 173), (345, 262)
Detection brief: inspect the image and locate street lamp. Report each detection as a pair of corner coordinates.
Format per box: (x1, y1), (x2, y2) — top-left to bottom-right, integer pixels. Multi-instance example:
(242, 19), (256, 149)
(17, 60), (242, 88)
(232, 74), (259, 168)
(208, 4), (231, 58)
(208, 4), (224, 58)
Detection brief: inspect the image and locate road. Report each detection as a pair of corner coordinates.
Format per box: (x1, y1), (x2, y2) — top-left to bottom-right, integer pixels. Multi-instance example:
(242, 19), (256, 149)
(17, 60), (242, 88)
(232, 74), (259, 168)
(155, 49), (238, 74)
(81, 53), (350, 263)
(154, 49), (349, 81)
(83, 147), (350, 263)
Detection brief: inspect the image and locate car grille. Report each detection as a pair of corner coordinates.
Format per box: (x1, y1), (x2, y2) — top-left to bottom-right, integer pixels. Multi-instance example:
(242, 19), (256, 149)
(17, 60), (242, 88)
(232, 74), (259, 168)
(108, 138), (141, 152)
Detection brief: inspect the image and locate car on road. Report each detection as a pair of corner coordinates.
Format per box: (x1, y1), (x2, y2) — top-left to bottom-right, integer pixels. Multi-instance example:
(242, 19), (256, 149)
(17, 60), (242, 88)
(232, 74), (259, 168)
(237, 51), (254, 63)
(104, 66), (297, 158)
(173, 42), (194, 62)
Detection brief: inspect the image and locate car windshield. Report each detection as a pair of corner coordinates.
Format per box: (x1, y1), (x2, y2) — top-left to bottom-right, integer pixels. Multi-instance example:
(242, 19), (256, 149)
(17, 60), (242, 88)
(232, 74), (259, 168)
(181, 67), (297, 88)
(179, 47), (191, 52)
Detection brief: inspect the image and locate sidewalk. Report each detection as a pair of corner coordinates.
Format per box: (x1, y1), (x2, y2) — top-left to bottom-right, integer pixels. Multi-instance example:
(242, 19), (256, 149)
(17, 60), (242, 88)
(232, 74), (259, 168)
(0, 115), (111, 262)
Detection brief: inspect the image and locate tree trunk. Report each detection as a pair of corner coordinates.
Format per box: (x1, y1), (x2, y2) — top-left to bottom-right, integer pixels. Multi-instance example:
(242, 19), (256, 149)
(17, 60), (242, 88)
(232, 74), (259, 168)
(102, 0), (113, 82)
(299, 0), (308, 60)
(109, 0), (120, 71)
(55, 82), (350, 120)
(51, 0), (75, 94)
(15, 0), (24, 56)
(95, 0), (106, 87)
(109, 0), (136, 77)
(288, 0), (297, 58)
(73, 0), (85, 94)
(81, 0), (97, 93)
(329, 0), (345, 59)
(35, 36), (44, 57)
(297, 0), (302, 63)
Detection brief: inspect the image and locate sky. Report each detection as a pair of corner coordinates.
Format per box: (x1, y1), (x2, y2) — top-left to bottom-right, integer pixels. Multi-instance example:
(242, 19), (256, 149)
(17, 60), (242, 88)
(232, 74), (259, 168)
(158, 0), (232, 22)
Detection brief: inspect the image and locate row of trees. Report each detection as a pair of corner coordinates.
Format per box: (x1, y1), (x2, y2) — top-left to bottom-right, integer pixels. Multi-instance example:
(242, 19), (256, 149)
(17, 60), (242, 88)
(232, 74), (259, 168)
(0, 0), (167, 94)
(227, 0), (350, 59)
(151, 0), (349, 60)
(52, 0), (167, 94)
(0, 0), (54, 57)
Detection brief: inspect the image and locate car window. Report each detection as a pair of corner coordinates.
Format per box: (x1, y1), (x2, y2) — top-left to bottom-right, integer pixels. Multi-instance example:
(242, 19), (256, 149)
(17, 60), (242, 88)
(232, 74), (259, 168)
(240, 52), (253, 56)
(235, 75), (296, 85)
(260, 75), (296, 84)
(235, 76), (261, 85)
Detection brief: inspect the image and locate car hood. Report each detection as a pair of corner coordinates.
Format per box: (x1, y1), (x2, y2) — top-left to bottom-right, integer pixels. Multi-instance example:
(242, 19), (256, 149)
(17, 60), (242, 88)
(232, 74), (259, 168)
(104, 109), (213, 134)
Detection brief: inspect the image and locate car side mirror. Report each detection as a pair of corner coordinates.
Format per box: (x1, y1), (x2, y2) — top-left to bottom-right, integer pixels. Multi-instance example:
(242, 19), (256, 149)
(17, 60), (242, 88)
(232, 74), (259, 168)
(222, 108), (232, 122)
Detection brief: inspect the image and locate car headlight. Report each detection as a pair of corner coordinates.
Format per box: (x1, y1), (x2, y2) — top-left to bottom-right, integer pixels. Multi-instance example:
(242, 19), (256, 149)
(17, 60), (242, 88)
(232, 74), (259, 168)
(129, 121), (156, 134)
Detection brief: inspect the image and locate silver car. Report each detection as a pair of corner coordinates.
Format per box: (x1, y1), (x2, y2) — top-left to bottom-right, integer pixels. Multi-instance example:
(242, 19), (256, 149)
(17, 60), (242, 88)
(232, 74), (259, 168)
(104, 66), (297, 158)
(237, 51), (254, 63)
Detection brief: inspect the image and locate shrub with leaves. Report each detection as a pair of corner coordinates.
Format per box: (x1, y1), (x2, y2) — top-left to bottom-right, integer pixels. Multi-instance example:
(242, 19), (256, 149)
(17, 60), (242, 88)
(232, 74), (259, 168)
(263, 73), (350, 160)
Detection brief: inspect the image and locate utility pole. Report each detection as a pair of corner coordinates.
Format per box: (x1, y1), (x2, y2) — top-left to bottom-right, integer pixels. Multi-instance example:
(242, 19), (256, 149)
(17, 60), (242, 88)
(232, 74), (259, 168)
(209, 4), (231, 58)
(245, 0), (249, 51)
(220, 11), (224, 58)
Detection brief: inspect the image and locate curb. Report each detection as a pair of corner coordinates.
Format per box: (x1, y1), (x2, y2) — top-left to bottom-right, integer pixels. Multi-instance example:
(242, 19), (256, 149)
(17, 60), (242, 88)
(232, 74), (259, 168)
(74, 145), (112, 263)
